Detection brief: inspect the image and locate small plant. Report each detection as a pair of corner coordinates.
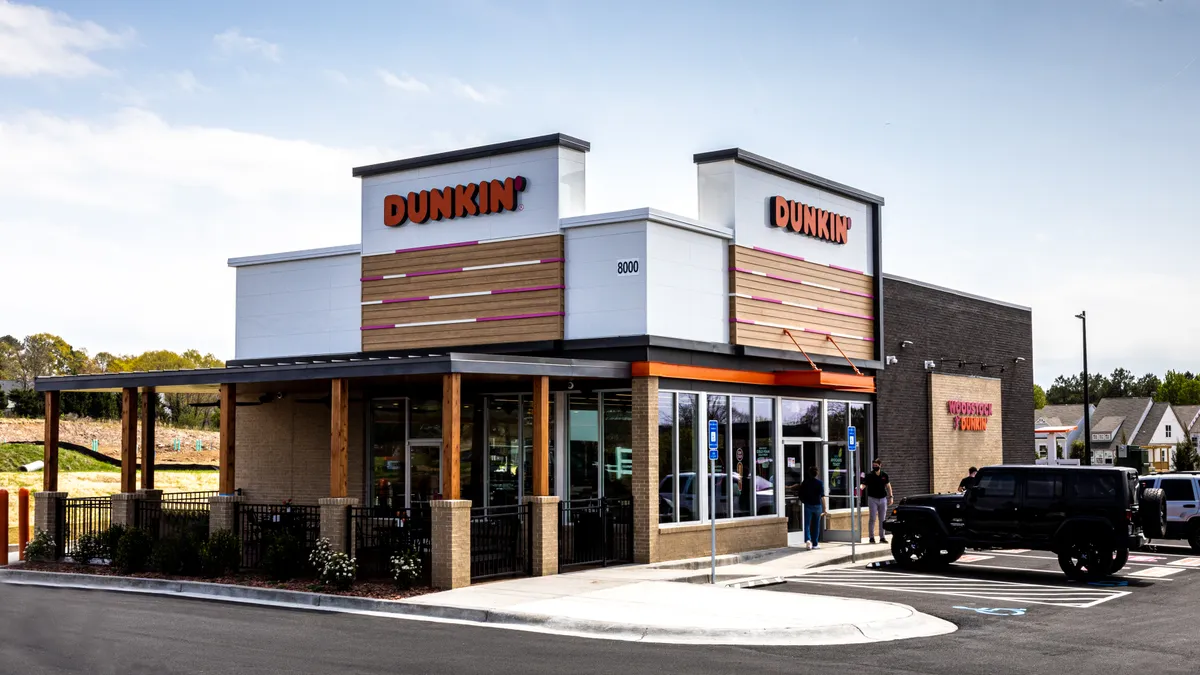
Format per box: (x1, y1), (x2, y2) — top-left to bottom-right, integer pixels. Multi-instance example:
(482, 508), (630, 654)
(390, 550), (423, 590)
(113, 528), (155, 574)
(99, 524), (127, 560)
(319, 551), (356, 590)
(262, 531), (306, 581)
(71, 533), (103, 564)
(200, 529), (241, 578)
(24, 530), (55, 562)
(309, 537), (334, 575)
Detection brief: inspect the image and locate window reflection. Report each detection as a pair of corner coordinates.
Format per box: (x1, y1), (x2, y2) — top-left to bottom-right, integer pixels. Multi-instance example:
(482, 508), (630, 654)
(754, 398), (775, 517)
(569, 394), (600, 500)
(603, 392), (633, 500)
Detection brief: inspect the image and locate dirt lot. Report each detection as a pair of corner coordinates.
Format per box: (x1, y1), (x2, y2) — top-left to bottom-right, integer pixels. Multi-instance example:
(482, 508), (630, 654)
(0, 417), (219, 465)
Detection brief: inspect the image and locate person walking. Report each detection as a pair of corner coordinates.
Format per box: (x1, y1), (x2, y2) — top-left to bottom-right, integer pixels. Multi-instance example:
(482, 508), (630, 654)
(799, 465), (827, 550)
(860, 458), (892, 544)
(958, 467), (978, 493)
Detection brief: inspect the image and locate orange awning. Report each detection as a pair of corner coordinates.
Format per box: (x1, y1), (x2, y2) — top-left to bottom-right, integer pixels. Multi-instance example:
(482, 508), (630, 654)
(631, 362), (875, 393)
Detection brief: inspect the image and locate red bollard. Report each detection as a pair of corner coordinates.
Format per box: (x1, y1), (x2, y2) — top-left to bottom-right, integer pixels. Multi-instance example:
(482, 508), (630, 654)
(18, 488), (29, 562)
(1, 490), (8, 566)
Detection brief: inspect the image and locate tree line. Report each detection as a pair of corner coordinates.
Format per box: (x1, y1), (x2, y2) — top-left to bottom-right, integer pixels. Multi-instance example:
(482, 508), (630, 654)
(0, 333), (223, 429)
(1034, 367), (1200, 408)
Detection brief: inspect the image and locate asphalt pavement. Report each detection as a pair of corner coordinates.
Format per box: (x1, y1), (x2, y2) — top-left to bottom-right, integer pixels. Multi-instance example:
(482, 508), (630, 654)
(3, 544), (1200, 674)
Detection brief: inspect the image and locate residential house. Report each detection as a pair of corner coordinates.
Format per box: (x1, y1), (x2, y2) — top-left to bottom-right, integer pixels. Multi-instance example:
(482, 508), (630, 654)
(1131, 402), (1186, 472)
(0, 380), (16, 411)
(1086, 397), (1155, 466)
(1034, 403), (1091, 459)
(1175, 405), (1200, 446)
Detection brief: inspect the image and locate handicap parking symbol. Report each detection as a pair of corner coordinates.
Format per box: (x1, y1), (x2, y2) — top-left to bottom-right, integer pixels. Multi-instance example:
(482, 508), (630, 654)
(1087, 580), (1129, 587)
(953, 606), (1027, 616)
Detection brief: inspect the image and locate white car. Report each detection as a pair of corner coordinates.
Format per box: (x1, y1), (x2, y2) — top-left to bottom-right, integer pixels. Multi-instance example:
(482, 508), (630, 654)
(1138, 473), (1200, 551)
(659, 472), (775, 519)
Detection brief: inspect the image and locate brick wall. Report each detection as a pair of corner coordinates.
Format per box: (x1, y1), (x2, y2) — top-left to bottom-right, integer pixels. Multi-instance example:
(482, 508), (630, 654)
(235, 397), (365, 504)
(656, 518), (787, 562)
(929, 374), (1004, 493)
(878, 276), (1033, 499)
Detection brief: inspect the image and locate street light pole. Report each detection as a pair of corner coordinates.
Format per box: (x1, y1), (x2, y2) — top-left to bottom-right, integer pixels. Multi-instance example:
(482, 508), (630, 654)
(1076, 311), (1091, 465)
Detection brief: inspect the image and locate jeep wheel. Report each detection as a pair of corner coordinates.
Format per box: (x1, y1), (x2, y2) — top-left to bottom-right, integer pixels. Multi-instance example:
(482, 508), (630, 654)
(1111, 548), (1128, 574)
(1058, 538), (1115, 581)
(891, 530), (939, 569)
(1141, 488), (1167, 540)
(1188, 524), (1200, 553)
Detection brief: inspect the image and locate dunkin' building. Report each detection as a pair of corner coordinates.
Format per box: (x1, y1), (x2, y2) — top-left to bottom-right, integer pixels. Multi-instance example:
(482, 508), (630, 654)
(35, 134), (1033, 586)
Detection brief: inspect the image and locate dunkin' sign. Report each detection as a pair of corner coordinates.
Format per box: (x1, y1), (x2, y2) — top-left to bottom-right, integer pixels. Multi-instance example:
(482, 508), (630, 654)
(948, 400), (993, 431)
(383, 176), (527, 227)
(769, 196), (851, 244)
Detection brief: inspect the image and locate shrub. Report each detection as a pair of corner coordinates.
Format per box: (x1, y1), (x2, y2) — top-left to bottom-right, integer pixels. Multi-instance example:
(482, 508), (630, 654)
(200, 529), (241, 578)
(113, 528), (155, 574)
(309, 537), (334, 575)
(319, 552), (357, 590)
(24, 530), (55, 562)
(99, 524), (127, 560)
(71, 533), (103, 564)
(262, 531), (306, 581)
(390, 550), (423, 590)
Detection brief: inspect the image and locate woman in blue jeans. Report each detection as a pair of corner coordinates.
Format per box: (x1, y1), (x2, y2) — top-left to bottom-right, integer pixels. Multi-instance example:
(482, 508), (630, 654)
(799, 465), (827, 549)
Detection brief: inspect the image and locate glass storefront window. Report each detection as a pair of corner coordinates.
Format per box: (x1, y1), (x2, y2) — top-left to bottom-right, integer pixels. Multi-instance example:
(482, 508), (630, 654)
(488, 396), (521, 507)
(568, 393), (600, 500)
(707, 395), (730, 519)
(678, 394), (698, 522)
(827, 401), (849, 509)
(409, 397), (441, 440)
(732, 397), (753, 518)
(603, 392), (633, 500)
(782, 399), (821, 438)
(521, 396), (556, 500)
(851, 403), (871, 493)
(754, 398), (775, 517)
(658, 392), (675, 523)
(370, 400), (406, 510)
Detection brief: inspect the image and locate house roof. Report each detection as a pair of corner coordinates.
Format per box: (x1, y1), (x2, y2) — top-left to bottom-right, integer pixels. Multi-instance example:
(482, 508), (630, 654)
(1035, 404), (1088, 428)
(1093, 416), (1126, 435)
(1132, 402), (1174, 446)
(1175, 405), (1200, 432)
(1088, 397), (1154, 450)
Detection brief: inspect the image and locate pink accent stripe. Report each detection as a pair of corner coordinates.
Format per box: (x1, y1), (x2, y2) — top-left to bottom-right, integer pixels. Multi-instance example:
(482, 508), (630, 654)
(731, 318), (875, 342)
(818, 306), (874, 320)
(750, 295), (784, 305)
(829, 264), (866, 275)
(733, 318), (755, 325)
(361, 324), (393, 331)
(361, 275), (384, 282)
(730, 267), (875, 299)
(540, 257), (565, 264)
(492, 284), (564, 295)
(395, 240), (479, 254)
(752, 246), (806, 263)
(408, 267), (463, 278)
(477, 311), (564, 322)
(381, 295), (432, 305)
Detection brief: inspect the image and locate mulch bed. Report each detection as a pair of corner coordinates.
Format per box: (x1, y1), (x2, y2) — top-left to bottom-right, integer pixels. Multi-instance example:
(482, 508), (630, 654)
(15, 561), (433, 601)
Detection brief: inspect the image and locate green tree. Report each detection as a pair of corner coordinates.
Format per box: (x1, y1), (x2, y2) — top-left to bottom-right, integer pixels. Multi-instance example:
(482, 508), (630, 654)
(1107, 368), (1136, 398)
(1134, 373), (1162, 398)
(1033, 384), (1047, 409)
(1047, 374), (1083, 405)
(1174, 434), (1199, 472)
(1155, 371), (1200, 405)
(1070, 439), (1086, 460)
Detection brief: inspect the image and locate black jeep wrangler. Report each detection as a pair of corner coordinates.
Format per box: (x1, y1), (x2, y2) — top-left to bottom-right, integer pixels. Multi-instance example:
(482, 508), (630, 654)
(883, 465), (1167, 580)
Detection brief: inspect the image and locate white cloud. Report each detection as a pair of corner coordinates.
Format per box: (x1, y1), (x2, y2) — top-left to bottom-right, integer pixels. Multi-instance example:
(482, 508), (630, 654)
(0, 108), (394, 357)
(451, 78), (503, 103)
(320, 68), (350, 86)
(0, 0), (132, 77)
(213, 28), (280, 63)
(378, 69), (429, 93)
(172, 70), (207, 94)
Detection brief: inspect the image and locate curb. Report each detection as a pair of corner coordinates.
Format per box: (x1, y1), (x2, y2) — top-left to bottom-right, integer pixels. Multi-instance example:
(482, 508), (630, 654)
(0, 567), (953, 645)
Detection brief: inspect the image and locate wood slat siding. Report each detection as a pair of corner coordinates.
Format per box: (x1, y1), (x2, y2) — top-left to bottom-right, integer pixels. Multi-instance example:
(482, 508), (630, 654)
(362, 235), (564, 350)
(729, 245), (876, 361)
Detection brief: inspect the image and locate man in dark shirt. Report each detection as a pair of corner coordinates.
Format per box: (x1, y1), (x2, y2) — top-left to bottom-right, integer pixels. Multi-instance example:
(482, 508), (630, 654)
(958, 467), (978, 492)
(799, 466), (827, 550)
(860, 459), (892, 544)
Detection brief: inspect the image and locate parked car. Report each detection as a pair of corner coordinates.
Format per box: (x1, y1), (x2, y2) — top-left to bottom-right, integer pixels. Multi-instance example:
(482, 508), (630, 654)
(884, 465), (1166, 580)
(659, 472), (775, 519)
(1137, 473), (1200, 551)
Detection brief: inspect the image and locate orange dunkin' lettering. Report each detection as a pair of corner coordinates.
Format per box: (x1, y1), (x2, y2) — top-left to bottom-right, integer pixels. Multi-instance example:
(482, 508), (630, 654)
(381, 175), (527, 227)
(766, 196), (851, 245)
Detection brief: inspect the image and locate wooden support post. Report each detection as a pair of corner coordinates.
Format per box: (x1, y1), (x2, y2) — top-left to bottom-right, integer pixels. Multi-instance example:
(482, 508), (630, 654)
(219, 383), (236, 495)
(120, 387), (137, 493)
(532, 376), (550, 497)
(43, 391), (59, 492)
(441, 374), (461, 500)
(330, 378), (349, 498)
(141, 387), (156, 490)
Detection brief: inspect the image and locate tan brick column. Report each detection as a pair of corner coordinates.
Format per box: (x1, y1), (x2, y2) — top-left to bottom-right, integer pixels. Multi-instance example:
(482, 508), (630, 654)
(110, 492), (138, 528)
(208, 494), (242, 537)
(34, 491), (66, 557)
(631, 376), (659, 564)
(134, 489), (163, 536)
(430, 499), (471, 590)
(320, 497), (358, 553)
(525, 495), (559, 576)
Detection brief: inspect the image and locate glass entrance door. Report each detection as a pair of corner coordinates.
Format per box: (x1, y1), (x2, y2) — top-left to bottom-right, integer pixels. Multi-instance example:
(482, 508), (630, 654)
(408, 442), (441, 505)
(783, 441), (824, 532)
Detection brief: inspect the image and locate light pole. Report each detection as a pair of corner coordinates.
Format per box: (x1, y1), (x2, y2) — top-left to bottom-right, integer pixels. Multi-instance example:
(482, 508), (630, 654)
(1076, 311), (1091, 465)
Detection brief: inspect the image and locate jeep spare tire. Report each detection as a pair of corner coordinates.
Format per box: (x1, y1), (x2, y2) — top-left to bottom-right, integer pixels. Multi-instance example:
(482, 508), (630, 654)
(1141, 487), (1167, 540)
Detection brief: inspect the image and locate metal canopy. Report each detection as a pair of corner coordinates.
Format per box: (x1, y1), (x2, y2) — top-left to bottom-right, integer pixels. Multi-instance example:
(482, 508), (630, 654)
(34, 352), (631, 393)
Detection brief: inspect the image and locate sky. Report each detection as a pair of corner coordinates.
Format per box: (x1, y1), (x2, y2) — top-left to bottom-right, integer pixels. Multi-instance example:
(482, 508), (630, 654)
(1, 0), (1197, 386)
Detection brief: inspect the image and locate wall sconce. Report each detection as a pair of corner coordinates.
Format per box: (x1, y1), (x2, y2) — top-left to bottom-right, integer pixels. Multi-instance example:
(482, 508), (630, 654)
(900, 340), (914, 349)
(1013, 357), (1026, 364)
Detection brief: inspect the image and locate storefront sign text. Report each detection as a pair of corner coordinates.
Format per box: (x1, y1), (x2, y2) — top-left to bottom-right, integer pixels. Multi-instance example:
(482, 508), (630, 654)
(769, 196), (850, 244)
(948, 400), (993, 431)
(384, 176), (527, 227)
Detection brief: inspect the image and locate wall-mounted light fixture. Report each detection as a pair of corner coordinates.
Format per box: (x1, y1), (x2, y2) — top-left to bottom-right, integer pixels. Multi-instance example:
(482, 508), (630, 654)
(886, 355), (899, 365)
(924, 360), (938, 370)
(901, 340), (914, 349)
(1013, 357), (1027, 364)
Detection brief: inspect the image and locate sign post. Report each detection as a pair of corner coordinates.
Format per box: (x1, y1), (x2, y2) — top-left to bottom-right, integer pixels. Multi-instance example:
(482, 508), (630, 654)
(848, 426), (857, 562)
(708, 419), (719, 584)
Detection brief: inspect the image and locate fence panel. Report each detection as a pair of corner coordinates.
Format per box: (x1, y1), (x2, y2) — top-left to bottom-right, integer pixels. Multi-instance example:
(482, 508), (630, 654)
(559, 498), (634, 569)
(136, 491), (218, 542)
(235, 503), (321, 570)
(58, 497), (112, 560)
(349, 504), (431, 582)
(470, 504), (530, 581)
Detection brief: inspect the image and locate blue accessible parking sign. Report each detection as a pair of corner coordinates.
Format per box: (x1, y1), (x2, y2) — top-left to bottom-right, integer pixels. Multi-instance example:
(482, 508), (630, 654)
(708, 420), (719, 460)
(848, 425), (857, 453)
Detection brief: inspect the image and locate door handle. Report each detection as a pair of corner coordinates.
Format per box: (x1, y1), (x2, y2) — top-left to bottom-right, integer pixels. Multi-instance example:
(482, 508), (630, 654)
(1184, 504), (1196, 509)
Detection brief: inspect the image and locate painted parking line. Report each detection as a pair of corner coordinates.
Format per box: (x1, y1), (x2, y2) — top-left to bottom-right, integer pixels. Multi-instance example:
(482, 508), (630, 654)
(956, 554), (994, 563)
(969, 551), (1199, 570)
(1168, 557), (1200, 567)
(786, 569), (1129, 608)
(952, 561), (1178, 581)
(1127, 566), (1185, 578)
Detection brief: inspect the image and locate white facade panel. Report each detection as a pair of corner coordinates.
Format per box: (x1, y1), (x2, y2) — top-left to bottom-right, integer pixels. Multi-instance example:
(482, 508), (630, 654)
(360, 147), (567, 257)
(645, 221), (728, 343)
(564, 220), (648, 339)
(233, 252), (361, 359)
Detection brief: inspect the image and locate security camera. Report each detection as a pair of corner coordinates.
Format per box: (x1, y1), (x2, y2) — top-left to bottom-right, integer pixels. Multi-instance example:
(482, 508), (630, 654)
(886, 355), (899, 365)
(924, 360), (937, 370)
(566, 381), (575, 390)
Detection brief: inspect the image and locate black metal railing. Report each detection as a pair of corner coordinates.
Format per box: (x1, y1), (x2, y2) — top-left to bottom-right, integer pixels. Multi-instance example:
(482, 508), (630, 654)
(57, 496), (112, 559)
(470, 504), (531, 581)
(349, 504), (431, 581)
(559, 498), (634, 569)
(235, 503), (321, 570)
(136, 491), (218, 542)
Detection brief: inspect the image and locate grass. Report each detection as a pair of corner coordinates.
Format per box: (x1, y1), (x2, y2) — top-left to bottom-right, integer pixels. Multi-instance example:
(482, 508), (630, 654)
(0, 443), (118, 472)
(2, 469), (219, 544)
